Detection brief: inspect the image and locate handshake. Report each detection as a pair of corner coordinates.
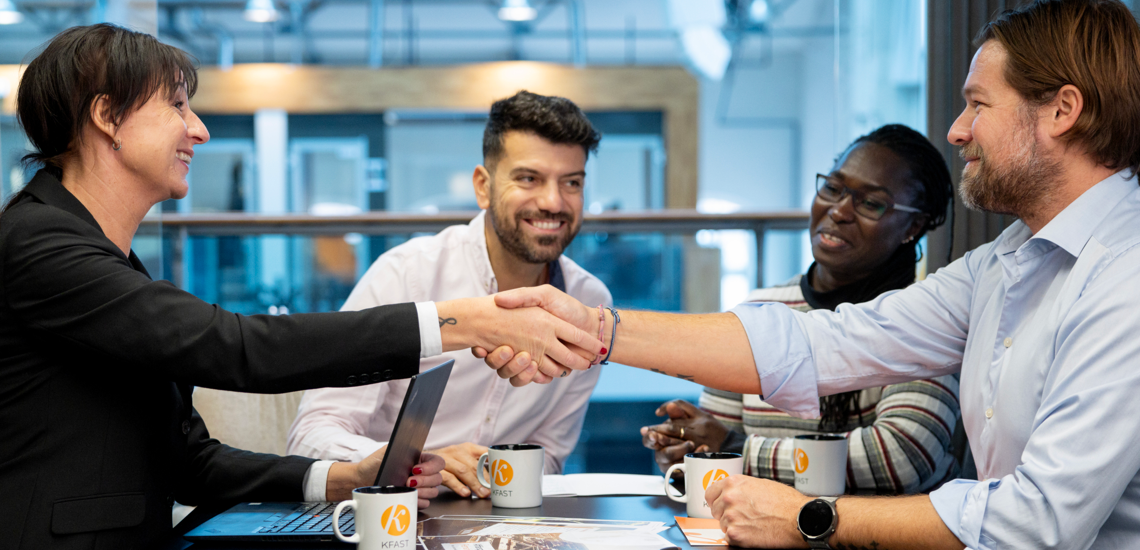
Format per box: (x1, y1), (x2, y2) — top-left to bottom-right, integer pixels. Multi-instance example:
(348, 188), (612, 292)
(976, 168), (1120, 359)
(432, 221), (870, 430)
(441, 283), (754, 395)
(443, 285), (608, 387)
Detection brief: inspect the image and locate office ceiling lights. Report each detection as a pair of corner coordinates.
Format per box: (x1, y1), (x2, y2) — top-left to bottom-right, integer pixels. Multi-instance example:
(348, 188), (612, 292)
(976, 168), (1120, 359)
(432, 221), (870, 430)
(667, 0), (730, 81)
(749, 0), (770, 24)
(498, 0), (537, 22)
(0, 0), (23, 25)
(243, 0), (279, 23)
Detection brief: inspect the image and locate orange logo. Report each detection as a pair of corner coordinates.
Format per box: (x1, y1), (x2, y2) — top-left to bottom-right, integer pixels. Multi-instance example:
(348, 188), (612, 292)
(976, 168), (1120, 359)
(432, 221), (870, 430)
(794, 449), (809, 474)
(491, 459), (514, 486)
(702, 468), (729, 490)
(381, 504), (410, 536)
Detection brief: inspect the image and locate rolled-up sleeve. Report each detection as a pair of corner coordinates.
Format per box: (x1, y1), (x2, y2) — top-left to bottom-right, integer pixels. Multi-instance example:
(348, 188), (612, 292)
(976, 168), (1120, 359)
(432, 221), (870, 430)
(729, 302), (820, 419)
(729, 255), (975, 419)
(929, 478), (995, 549)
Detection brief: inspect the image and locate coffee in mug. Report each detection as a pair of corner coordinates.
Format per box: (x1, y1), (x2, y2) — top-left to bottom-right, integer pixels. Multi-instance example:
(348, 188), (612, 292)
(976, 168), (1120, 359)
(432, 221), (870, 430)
(664, 452), (743, 518)
(477, 444), (544, 508)
(332, 486), (417, 550)
(793, 434), (847, 496)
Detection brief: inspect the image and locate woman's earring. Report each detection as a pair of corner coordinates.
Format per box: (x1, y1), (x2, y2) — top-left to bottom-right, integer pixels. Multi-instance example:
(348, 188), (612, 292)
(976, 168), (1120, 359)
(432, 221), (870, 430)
(112, 139), (122, 151)
(903, 235), (915, 244)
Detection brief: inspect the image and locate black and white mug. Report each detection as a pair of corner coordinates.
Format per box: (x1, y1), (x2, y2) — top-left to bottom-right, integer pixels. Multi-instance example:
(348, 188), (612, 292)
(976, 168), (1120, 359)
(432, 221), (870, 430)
(477, 444), (544, 508)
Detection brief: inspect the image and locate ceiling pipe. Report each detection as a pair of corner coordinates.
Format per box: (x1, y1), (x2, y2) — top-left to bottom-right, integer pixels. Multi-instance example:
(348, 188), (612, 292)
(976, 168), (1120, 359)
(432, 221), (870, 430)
(368, 0), (383, 67)
(568, 0), (585, 67)
(189, 7), (233, 69)
(289, 0), (305, 64)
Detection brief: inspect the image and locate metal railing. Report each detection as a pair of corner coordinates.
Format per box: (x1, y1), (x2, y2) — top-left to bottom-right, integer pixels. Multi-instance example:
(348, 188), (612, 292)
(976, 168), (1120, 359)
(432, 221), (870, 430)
(140, 210), (810, 288)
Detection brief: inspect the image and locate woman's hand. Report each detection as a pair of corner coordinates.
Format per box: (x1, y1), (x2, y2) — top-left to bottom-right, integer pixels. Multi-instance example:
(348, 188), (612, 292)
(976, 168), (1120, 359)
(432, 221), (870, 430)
(640, 400), (730, 473)
(327, 447), (446, 508)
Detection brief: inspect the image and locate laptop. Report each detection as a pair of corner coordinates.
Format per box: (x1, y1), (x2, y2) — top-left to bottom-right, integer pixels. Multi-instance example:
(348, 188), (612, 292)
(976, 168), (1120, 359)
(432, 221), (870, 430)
(184, 359), (454, 543)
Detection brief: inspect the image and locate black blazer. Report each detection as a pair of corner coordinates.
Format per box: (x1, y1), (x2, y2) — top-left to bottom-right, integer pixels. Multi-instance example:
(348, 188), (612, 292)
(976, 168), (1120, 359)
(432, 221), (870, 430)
(0, 168), (421, 549)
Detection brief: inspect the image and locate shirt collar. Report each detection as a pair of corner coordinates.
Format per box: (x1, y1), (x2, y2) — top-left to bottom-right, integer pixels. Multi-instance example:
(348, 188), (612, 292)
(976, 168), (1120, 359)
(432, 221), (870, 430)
(23, 167), (103, 234)
(19, 167), (149, 274)
(464, 210), (566, 293)
(1031, 170), (1137, 258)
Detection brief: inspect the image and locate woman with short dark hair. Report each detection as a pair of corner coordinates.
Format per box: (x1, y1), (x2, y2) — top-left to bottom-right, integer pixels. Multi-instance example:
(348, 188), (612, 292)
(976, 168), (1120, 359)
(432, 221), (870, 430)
(0, 23), (599, 548)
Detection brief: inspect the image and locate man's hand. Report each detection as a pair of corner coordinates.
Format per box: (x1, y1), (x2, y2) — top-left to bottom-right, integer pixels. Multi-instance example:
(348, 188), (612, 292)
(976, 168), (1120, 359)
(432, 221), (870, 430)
(326, 446), (446, 509)
(493, 285), (597, 331)
(705, 475), (811, 548)
(427, 443), (491, 499)
(641, 400), (730, 472)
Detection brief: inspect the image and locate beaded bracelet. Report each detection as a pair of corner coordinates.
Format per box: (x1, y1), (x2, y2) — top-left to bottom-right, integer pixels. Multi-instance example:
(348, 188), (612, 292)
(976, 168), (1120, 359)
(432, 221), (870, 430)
(592, 304), (606, 366)
(600, 307), (620, 365)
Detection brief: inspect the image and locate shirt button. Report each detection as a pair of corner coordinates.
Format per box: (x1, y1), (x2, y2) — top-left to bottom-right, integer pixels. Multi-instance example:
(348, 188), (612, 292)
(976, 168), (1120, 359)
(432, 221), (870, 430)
(485, 416), (492, 423)
(181, 420), (191, 434)
(1003, 337), (1013, 348)
(985, 407), (994, 419)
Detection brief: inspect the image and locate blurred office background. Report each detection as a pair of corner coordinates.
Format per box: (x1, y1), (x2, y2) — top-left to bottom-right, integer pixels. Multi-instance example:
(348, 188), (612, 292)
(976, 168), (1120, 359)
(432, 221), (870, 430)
(4, 0), (1110, 475)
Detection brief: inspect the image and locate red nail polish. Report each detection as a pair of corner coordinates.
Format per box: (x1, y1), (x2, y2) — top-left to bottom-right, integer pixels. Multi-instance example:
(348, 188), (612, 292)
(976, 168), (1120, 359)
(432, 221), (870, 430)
(413, 467), (423, 475)
(600, 347), (608, 355)
(409, 479), (418, 488)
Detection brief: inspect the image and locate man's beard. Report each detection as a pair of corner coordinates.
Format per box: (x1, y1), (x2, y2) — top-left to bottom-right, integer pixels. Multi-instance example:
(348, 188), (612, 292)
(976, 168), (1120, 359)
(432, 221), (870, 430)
(488, 198), (579, 265)
(958, 114), (1062, 218)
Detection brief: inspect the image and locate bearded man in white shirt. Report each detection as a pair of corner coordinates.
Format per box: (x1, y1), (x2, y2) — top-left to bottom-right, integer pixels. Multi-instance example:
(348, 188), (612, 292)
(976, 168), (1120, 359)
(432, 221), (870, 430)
(287, 90), (612, 499)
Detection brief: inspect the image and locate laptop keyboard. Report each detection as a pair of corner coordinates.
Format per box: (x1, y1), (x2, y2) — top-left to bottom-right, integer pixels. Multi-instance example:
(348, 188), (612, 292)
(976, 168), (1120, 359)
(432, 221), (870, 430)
(258, 502), (354, 535)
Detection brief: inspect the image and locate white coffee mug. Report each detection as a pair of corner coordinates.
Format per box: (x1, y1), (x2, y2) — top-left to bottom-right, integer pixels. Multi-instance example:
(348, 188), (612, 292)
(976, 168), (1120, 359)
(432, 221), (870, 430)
(664, 452), (743, 518)
(477, 443), (544, 508)
(793, 434), (848, 496)
(332, 486), (417, 550)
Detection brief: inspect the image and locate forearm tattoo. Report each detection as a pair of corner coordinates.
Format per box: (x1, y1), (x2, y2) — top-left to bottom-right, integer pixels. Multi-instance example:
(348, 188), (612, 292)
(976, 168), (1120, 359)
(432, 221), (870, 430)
(836, 542), (886, 550)
(439, 317), (457, 327)
(650, 368), (694, 381)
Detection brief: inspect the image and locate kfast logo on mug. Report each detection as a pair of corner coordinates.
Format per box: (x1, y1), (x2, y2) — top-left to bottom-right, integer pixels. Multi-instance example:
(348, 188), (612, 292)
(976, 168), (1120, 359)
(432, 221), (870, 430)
(381, 505), (410, 536)
(492, 459), (514, 486)
(794, 448), (810, 474)
(702, 469), (728, 490)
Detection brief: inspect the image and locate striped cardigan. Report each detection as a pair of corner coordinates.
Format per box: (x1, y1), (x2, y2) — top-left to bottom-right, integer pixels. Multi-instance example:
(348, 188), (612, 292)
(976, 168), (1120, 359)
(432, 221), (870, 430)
(702, 276), (961, 495)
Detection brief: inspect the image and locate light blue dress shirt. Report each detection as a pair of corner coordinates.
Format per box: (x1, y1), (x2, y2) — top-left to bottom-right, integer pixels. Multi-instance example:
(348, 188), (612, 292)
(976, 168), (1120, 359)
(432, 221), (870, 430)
(731, 171), (1140, 549)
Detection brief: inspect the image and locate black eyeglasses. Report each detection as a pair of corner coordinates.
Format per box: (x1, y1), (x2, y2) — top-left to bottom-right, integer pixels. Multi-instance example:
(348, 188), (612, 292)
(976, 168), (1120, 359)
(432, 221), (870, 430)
(815, 174), (923, 221)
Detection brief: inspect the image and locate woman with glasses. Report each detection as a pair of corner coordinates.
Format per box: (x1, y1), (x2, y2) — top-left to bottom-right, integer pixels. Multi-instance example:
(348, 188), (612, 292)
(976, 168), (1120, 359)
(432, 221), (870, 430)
(641, 124), (961, 495)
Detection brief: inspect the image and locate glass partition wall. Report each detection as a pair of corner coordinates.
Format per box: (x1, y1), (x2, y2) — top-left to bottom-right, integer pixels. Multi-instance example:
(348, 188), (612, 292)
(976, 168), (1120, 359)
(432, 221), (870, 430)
(0, 0), (929, 475)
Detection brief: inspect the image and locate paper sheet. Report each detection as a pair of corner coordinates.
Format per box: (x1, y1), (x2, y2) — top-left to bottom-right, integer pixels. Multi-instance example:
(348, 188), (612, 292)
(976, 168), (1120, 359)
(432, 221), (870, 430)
(424, 516), (668, 535)
(470, 524), (601, 536)
(422, 532), (677, 550)
(675, 517), (728, 546)
(543, 474), (667, 497)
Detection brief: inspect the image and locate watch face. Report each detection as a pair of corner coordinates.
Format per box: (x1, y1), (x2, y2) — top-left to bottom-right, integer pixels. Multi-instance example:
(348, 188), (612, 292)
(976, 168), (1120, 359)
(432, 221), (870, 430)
(798, 500), (835, 538)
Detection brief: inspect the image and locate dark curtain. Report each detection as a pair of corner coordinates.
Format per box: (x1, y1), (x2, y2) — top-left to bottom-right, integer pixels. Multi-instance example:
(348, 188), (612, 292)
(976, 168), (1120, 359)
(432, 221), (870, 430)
(925, 0), (1033, 270)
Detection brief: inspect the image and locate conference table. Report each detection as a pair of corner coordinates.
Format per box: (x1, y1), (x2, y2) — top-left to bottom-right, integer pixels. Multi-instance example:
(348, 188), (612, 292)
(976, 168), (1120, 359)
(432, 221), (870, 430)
(164, 491), (741, 549)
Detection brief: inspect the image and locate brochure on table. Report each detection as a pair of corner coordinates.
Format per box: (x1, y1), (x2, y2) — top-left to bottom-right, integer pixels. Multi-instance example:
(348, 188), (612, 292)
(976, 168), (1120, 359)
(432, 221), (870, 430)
(419, 515), (674, 550)
(674, 517), (729, 546)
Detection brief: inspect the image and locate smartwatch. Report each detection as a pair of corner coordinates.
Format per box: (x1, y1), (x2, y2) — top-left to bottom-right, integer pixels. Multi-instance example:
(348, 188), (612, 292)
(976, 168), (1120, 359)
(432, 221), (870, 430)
(797, 496), (838, 549)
